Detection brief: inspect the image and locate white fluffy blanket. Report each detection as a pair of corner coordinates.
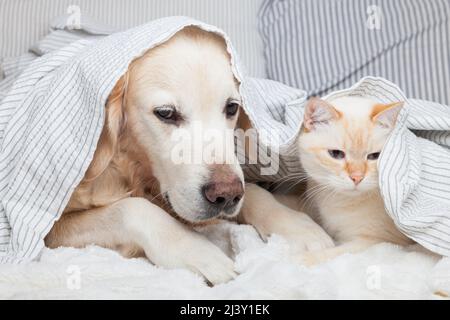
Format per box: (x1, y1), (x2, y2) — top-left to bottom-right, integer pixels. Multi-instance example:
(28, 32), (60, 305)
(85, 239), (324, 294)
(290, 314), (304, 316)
(1, 221), (448, 299)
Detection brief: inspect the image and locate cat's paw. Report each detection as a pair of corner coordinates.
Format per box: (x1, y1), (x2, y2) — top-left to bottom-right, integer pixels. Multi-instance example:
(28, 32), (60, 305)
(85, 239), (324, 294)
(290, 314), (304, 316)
(284, 227), (335, 255)
(276, 214), (335, 255)
(296, 252), (321, 267)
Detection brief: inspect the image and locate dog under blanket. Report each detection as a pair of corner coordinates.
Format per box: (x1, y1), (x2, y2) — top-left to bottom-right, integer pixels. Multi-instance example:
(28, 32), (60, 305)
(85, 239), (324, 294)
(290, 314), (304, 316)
(0, 16), (450, 268)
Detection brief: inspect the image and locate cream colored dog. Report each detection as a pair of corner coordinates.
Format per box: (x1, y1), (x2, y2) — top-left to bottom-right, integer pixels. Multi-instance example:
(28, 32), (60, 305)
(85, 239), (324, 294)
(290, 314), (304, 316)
(45, 27), (333, 284)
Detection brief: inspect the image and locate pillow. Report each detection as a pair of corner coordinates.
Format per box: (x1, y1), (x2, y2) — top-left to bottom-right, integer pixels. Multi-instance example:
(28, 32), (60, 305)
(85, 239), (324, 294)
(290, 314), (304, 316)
(0, 53), (37, 100)
(0, 0), (266, 77)
(259, 0), (450, 104)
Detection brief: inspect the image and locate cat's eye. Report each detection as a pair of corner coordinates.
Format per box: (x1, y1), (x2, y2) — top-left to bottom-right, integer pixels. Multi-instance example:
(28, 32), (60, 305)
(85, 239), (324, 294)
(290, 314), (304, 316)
(154, 105), (182, 124)
(367, 152), (381, 160)
(328, 149), (346, 159)
(225, 99), (240, 118)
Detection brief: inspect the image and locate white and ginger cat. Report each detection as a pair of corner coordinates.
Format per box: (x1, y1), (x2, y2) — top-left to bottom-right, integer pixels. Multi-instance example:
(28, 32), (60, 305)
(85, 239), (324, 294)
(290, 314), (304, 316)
(296, 96), (414, 265)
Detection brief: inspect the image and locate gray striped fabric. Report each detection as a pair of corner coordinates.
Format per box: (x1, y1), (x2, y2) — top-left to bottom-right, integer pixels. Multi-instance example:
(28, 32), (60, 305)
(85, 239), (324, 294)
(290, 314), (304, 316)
(259, 0), (450, 105)
(0, 17), (305, 263)
(0, 0), (266, 78)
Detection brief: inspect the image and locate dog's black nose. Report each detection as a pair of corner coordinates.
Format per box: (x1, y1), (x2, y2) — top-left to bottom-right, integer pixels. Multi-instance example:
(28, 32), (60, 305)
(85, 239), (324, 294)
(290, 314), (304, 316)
(202, 177), (244, 212)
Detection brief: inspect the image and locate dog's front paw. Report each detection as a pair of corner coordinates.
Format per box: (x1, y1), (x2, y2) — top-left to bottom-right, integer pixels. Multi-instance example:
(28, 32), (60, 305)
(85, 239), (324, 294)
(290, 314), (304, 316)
(153, 233), (237, 285)
(183, 237), (237, 285)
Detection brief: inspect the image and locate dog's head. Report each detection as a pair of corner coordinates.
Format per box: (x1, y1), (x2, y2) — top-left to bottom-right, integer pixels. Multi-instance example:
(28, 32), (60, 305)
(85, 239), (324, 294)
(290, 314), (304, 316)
(102, 27), (244, 222)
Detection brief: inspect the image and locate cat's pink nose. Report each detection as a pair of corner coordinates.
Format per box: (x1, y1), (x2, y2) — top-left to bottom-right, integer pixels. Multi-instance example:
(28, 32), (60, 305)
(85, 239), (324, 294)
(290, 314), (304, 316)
(350, 173), (364, 185)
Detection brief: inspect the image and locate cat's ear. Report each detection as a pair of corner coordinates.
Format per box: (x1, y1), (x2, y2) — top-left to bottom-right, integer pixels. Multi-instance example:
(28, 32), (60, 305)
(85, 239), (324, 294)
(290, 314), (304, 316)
(304, 97), (341, 131)
(371, 101), (404, 129)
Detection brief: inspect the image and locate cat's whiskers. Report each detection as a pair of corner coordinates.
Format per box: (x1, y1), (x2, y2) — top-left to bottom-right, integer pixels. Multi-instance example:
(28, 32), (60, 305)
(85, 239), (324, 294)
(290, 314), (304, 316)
(322, 187), (340, 206)
(281, 176), (309, 193)
(302, 182), (333, 212)
(272, 172), (308, 184)
(270, 172), (309, 192)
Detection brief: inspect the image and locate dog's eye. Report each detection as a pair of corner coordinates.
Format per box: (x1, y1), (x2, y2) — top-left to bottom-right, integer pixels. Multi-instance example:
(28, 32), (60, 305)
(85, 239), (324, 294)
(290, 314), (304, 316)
(154, 106), (181, 124)
(367, 152), (381, 160)
(328, 149), (345, 159)
(225, 100), (240, 118)
(156, 108), (173, 119)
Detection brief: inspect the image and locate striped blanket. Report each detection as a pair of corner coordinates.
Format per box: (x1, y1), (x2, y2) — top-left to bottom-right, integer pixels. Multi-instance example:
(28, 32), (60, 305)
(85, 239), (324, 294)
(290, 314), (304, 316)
(0, 17), (449, 264)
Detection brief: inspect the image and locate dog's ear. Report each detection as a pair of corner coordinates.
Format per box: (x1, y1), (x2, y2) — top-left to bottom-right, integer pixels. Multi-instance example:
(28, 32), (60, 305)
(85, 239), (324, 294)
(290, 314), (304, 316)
(237, 107), (252, 131)
(106, 73), (129, 140)
(84, 73), (128, 181)
(236, 107), (256, 161)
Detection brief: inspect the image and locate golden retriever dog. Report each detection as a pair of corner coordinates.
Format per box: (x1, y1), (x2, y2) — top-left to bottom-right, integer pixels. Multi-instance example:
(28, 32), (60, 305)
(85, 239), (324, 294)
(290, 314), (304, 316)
(45, 27), (333, 285)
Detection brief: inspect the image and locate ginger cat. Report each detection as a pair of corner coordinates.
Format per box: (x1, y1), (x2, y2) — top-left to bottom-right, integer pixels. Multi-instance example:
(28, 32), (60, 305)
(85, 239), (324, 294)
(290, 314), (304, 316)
(295, 96), (414, 265)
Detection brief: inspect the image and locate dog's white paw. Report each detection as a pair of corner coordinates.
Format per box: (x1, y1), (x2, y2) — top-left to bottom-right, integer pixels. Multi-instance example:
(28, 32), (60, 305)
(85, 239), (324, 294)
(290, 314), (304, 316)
(151, 233), (237, 285)
(185, 242), (237, 285)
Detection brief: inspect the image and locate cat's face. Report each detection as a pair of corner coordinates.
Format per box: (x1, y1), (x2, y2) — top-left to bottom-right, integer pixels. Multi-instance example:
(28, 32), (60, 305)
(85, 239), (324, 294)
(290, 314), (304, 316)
(298, 96), (403, 194)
